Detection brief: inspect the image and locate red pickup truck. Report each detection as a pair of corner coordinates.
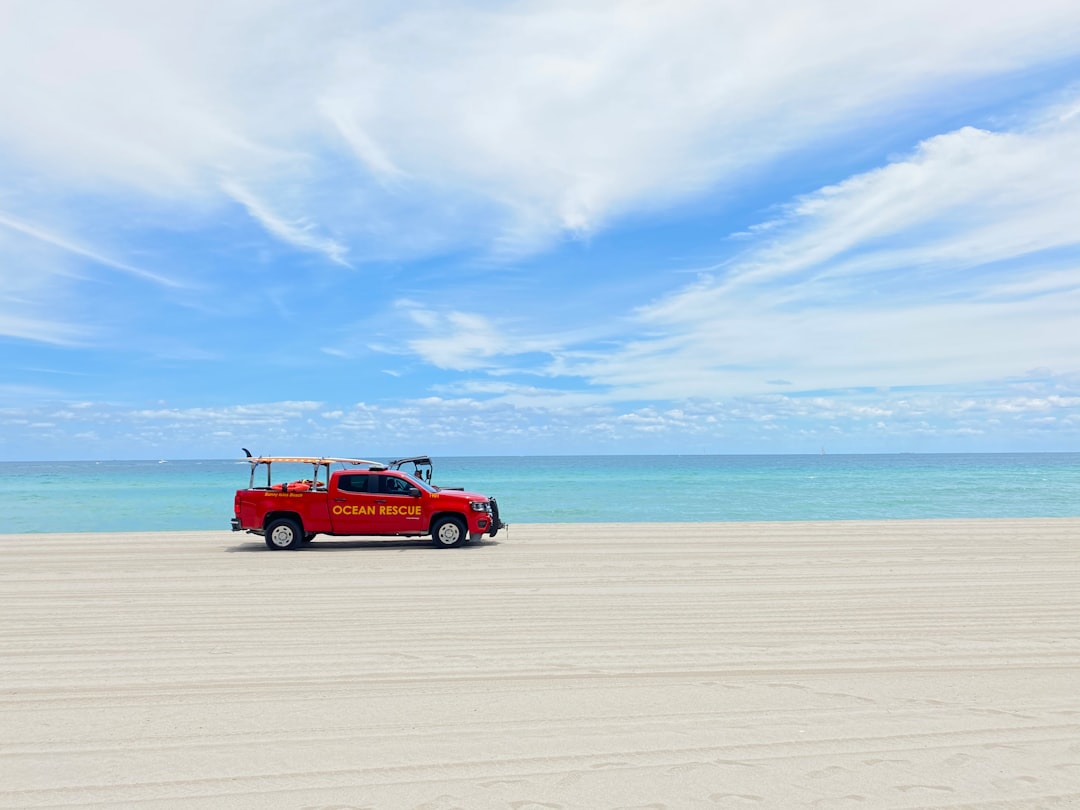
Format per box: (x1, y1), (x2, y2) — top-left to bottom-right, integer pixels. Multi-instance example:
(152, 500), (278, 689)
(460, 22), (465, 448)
(231, 455), (504, 550)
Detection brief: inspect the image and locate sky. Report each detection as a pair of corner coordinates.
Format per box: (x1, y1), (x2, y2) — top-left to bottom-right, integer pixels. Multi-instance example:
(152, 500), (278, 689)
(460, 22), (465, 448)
(2, 0), (1080, 460)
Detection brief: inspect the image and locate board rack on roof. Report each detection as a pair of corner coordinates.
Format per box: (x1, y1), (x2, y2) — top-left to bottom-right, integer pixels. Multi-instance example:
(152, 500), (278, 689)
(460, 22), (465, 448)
(243, 456), (383, 466)
(240, 452), (389, 494)
(240, 448), (384, 468)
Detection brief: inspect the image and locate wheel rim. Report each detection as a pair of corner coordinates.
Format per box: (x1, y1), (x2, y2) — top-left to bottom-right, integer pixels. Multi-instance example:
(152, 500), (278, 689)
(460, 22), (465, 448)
(437, 522), (461, 545)
(270, 525), (295, 547)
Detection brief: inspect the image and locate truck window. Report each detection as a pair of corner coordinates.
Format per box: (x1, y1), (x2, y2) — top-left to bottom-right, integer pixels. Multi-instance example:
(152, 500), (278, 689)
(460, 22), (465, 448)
(379, 475), (415, 495)
(338, 473), (373, 493)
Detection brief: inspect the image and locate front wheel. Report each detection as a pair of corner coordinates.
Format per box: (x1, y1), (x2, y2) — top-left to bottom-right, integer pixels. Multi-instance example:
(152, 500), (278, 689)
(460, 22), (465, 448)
(432, 516), (466, 548)
(265, 518), (303, 550)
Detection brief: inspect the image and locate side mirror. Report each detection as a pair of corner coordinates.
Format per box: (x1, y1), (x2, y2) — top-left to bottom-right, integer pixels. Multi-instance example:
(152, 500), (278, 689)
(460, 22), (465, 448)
(407, 486), (421, 497)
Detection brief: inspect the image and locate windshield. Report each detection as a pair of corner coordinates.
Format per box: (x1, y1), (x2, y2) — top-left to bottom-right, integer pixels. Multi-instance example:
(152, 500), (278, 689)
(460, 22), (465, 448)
(398, 470), (437, 493)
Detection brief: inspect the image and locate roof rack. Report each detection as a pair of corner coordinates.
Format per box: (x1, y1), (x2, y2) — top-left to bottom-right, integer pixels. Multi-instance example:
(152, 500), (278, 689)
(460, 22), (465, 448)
(244, 456), (383, 466)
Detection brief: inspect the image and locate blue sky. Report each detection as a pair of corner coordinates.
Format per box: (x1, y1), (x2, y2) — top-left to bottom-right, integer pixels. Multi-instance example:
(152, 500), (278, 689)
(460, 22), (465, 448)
(2, 1), (1080, 460)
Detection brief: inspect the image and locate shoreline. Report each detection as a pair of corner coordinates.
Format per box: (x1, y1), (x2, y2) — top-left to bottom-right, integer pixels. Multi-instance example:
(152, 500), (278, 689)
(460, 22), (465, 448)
(3, 519), (1079, 807)
(5, 513), (1080, 537)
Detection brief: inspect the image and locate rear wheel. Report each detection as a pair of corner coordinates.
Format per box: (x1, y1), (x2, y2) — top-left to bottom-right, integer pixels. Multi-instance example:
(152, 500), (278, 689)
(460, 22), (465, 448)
(265, 518), (303, 550)
(432, 516), (466, 548)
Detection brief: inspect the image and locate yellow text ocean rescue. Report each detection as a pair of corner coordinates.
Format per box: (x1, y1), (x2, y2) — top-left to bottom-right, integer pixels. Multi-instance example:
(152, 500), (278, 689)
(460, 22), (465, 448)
(332, 504), (422, 517)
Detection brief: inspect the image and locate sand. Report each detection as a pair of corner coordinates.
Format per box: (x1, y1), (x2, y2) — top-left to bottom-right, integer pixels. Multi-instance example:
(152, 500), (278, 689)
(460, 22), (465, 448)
(1, 520), (1079, 809)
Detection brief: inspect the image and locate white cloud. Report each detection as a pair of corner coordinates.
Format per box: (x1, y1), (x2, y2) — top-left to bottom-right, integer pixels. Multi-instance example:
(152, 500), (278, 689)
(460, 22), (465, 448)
(0, 211), (182, 287)
(221, 181), (350, 265)
(5, 380), (1079, 458)
(4, 1), (1080, 260)
(305, 0), (1080, 253)
(404, 310), (510, 370)
(551, 103), (1080, 399)
(718, 114), (1080, 295)
(379, 94), (1080, 410)
(0, 313), (85, 346)
(0, 208), (194, 344)
(128, 401), (324, 425)
(397, 303), (567, 371)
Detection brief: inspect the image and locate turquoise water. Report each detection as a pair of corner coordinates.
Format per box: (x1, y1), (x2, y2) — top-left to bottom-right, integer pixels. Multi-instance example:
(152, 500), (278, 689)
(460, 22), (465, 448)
(2, 454), (1079, 534)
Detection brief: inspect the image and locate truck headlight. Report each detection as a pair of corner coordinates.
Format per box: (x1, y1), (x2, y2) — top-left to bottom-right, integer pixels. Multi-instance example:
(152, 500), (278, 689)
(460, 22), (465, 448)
(470, 501), (490, 512)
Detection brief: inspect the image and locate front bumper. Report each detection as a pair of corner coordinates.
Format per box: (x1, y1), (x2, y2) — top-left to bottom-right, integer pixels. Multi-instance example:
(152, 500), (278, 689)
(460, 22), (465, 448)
(488, 498), (505, 537)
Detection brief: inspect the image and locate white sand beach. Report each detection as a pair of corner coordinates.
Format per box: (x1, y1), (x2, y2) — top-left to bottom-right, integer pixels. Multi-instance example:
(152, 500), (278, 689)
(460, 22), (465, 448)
(2, 520), (1079, 809)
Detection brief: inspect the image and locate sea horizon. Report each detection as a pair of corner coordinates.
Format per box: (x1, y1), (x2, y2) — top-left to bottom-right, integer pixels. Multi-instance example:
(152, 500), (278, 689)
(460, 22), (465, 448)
(5, 449), (1077, 462)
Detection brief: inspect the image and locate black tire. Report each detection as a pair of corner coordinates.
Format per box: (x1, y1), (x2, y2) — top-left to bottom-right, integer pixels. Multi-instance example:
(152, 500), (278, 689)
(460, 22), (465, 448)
(265, 518), (303, 550)
(432, 516), (467, 548)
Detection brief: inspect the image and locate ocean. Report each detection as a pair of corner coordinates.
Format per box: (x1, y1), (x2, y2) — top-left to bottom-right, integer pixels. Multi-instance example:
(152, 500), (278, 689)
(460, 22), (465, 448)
(2, 453), (1079, 534)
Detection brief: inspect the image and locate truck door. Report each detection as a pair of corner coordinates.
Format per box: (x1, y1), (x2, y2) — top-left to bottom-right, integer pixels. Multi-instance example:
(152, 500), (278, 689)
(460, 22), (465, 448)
(373, 473), (425, 534)
(329, 473), (380, 535)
